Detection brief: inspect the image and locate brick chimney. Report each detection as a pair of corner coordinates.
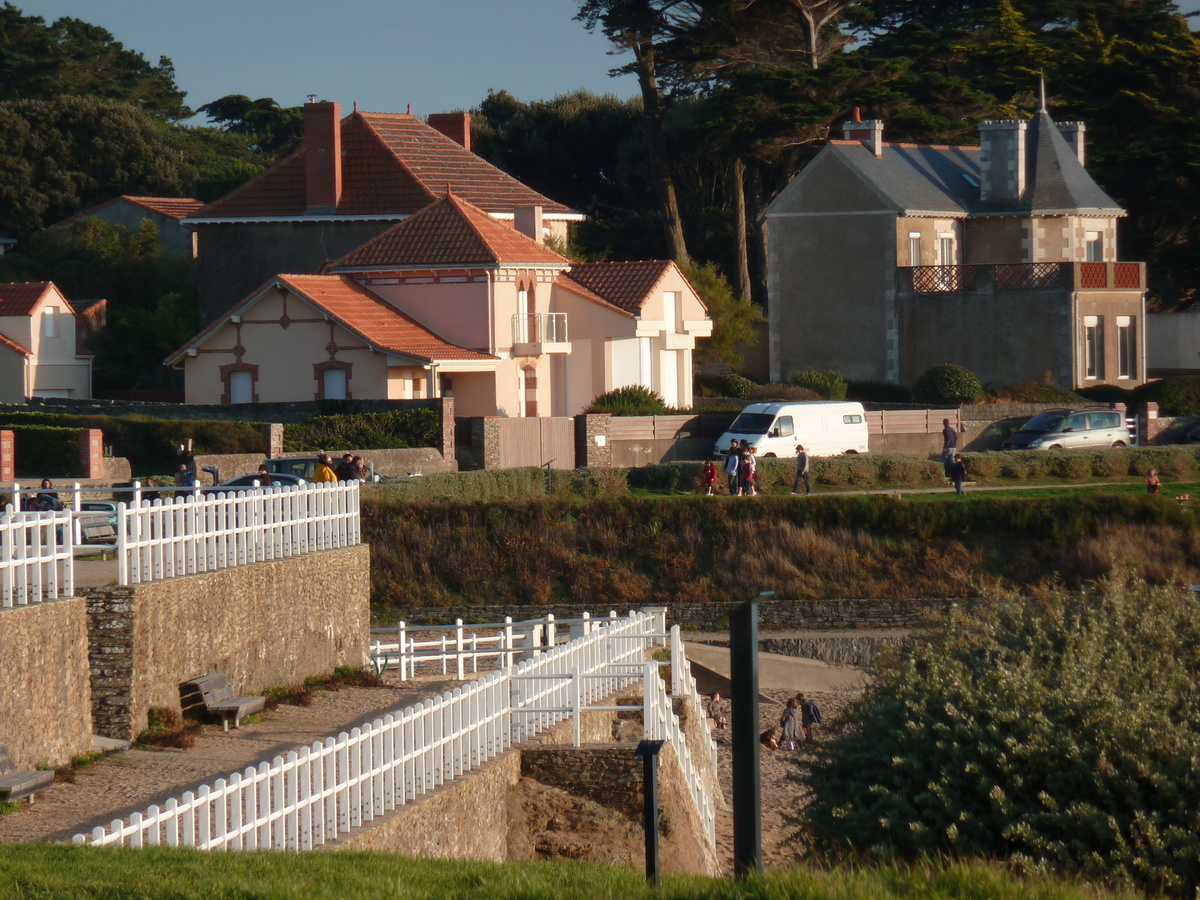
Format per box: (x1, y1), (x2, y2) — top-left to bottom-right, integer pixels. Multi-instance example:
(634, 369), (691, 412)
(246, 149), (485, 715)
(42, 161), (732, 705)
(304, 100), (342, 213)
(428, 112), (471, 151)
(841, 108), (884, 158)
(1057, 121), (1086, 166)
(978, 120), (1027, 206)
(514, 206), (543, 243)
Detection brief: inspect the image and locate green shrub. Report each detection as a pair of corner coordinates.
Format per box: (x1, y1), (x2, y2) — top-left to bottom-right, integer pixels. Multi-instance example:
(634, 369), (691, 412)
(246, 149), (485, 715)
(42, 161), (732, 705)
(284, 410), (440, 452)
(1077, 384), (1132, 405)
(847, 380), (912, 403)
(913, 364), (983, 406)
(789, 369), (847, 400)
(716, 372), (757, 400)
(744, 383), (820, 402)
(803, 577), (1200, 895)
(585, 385), (670, 416)
(1154, 376), (1200, 416)
(10, 426), (80, 478)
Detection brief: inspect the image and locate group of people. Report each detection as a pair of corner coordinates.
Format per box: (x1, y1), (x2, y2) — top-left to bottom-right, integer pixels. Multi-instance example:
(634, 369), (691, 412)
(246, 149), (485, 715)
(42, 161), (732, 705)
(703, 690), (824, 750)
(942, 418), (966, 495)
(313, 453), (370, 484)
(701, 441), (812, 497)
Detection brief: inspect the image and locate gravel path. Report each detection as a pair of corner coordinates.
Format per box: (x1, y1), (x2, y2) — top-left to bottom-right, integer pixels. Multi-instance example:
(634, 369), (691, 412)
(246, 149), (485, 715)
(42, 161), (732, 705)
(0, 674), (458, 845)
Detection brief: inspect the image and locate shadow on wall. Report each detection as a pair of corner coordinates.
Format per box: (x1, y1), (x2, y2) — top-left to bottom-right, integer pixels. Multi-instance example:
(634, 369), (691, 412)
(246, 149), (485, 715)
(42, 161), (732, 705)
(964, 417), (1029, 452)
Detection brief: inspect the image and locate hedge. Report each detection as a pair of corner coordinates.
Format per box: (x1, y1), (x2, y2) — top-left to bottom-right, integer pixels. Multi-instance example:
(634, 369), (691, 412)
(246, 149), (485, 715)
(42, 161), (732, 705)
(10, 426), (81, 478)
(283, 410), (441, 452)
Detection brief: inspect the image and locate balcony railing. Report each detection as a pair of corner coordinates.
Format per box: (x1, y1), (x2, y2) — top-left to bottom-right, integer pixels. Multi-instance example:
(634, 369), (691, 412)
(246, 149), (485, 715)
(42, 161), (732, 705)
(901, 262), (1145, 295)
(512, 313), (569, 351)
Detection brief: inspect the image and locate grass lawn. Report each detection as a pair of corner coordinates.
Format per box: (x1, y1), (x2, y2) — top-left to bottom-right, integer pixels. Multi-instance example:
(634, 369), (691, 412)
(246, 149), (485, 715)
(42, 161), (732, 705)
(0, 845), (1149, 900)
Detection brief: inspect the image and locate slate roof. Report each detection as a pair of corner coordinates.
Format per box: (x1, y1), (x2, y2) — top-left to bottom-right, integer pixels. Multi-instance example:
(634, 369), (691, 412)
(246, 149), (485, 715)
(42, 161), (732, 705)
(0, 282), (69, 317)
(165, 274), (496, 366)
(332, 192), (569, 269)
(825, 110), (1122, 217)
(562, 261), (676, 314)
(52, 196), (206, 228)
(196, 110), (577, 220)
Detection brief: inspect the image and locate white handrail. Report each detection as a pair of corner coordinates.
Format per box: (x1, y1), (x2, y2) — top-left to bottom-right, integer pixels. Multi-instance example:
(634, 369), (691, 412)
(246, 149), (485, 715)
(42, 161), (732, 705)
(0, 507), (74, 608)
(74, 609), (715, 857)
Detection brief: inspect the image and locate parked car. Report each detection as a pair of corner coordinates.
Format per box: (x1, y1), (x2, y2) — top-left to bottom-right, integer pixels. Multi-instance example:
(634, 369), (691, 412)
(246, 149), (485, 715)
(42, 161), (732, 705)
(1002, 407), (1132, 451)
(204, 472), (307, 494)
(264, 457), (321, 481)
(713, 401), (870, 459)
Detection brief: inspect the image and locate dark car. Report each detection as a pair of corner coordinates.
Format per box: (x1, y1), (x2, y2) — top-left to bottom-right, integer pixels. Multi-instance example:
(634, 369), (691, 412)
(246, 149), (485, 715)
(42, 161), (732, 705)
(203, 473), (307, 495)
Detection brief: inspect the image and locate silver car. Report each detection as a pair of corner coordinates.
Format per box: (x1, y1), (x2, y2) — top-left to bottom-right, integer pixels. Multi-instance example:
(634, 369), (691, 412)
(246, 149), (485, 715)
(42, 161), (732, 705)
(1002, 407), (1132, 451)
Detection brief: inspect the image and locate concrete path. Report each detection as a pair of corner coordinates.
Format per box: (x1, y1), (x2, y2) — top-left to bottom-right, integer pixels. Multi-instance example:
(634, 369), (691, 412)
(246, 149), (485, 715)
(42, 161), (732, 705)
(684, 642), (870, 696)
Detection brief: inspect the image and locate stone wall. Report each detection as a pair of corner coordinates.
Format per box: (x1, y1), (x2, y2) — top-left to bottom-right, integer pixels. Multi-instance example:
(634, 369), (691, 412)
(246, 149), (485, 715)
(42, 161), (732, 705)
(391, 598), (973, 630)
(0, 599), (93, 769)
(85, 544), (370, 740)
(760, 634), (908, 668)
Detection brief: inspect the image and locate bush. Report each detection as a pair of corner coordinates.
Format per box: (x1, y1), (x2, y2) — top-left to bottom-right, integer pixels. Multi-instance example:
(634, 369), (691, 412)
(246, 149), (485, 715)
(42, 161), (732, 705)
(135, 706), (197, 749)
(716, 372), (757, 400)
(1153, 376), (1200, 416)
(913, 364), (983, 406)
(10, 426), (80, 478)
(284, 410), (441, 452)
(789, 369), (847, 400)
(585, 385), (670, 416)
(802, 578), (1200, 895)
(744, 383), (820, 402)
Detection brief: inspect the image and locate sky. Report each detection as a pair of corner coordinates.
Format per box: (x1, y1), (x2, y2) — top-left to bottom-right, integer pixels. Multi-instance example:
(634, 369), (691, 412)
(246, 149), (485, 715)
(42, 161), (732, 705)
(13, 0), (1200, 127)
(14, 0), (641, 121)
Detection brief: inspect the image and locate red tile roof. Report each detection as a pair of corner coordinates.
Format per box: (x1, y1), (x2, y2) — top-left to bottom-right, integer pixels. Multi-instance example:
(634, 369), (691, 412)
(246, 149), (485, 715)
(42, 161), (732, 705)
(165, 274), (496, 366)
(197, 111), (576, 220)
(333, 193), (569, 269)
(51, 196), (205, 228)
(562, 261), (676, 313)
(0, 282), (55, 316)
(552, 273), (633, 318)
(0, 332), (31, 357)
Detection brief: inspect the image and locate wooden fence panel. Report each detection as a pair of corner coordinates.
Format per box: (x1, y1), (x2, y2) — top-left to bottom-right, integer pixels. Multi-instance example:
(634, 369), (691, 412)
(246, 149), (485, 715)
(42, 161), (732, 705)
(493, 418), (575, 469)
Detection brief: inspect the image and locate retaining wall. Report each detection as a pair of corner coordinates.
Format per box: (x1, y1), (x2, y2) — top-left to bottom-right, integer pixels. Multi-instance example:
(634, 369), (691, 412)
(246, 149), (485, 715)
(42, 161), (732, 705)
(84, 544), (370, 740)
(760, 634), (908, 668)
(0, 599), (94, 769)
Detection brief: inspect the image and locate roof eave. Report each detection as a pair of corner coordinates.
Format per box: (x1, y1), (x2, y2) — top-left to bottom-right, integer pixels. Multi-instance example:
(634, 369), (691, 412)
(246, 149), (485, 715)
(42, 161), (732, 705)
(184, 214), (409, 226)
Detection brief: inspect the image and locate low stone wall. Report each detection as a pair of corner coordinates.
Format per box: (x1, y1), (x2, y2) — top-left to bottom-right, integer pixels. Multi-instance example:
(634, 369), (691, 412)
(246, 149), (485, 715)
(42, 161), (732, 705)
(0, 599), (93, 769)
(85, 544), (370, 740)
(391, 598), (972, 631)
(760, 634), (909, 668)
(193, 448), (454, 484)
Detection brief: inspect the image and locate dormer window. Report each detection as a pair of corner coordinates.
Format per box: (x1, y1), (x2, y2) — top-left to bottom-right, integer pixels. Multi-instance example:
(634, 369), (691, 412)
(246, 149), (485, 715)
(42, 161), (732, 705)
(43, 306), (57, 337)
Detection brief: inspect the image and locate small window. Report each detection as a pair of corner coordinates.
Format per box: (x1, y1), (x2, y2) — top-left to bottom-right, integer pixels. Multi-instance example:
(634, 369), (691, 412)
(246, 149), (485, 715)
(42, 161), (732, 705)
(938, 235), (954, 266)
(1117, 315), (1134, 379)
(1085, 231), (1103, 263)
(1084, 315), (1102, 379)
(908, 233), (921, 266)
(843, 414), (863, 424)
(323, 368), (347, 400)
(43, 306), (57, 337)
(663, 291), (678, 330)
(229, 370), (253, 404)
(776, 416), (794, 437)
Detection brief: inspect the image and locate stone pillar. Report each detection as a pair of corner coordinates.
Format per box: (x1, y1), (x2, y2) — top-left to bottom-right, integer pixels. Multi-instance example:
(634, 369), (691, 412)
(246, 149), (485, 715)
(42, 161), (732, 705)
(1137, 402), (1164, 445)
(574, 414), (612, 469)
(261, 423), (285, 459)
(0, 429), (13, 483)
(79, 429), (104, 479)
(439, 397), (455, 463)
(472, 417), (502, 470)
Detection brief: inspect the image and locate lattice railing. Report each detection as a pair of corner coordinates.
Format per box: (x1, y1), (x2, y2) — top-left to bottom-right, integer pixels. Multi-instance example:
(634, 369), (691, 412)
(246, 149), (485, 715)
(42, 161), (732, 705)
(995, 263), (1067, 291)
(1079, 262), (1107, 289)
(910, 266), (977, 293)
(1114, 263), (1143, 289)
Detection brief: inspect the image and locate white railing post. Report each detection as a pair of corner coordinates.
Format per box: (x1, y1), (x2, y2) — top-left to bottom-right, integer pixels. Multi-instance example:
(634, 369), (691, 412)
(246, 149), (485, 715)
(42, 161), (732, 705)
(572, 668), (581, 748)
(455, 618), (464, 680)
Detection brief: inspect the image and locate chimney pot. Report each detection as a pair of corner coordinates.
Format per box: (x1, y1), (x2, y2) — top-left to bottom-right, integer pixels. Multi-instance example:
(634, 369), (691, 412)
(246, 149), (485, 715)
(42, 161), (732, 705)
(978, 119), (1028, 205)
(428, 112), (472, 152)
(842, 113), (884, 158)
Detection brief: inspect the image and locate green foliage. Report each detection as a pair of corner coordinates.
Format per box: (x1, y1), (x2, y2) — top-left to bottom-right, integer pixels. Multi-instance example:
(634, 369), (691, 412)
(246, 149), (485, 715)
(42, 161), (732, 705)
(0, 411), (261, 475)
(847, 380), (913, 403)
(9, 426), (81, 478)
(681, 259), (763, 368)
(1149, 376), (1200, 416)
(585, 385), (671, 415)
(197, 94), (305, 157)
(373, 468), (629, 503)
(284, 410), (442, 452)
(715, 372), (756, 399)
(803, 577), (1200, 895)
(913, 364), (984, 406)
(789, 369), (847, 400)
(135, 706), (195, 749)
(744, 383), (820, 403)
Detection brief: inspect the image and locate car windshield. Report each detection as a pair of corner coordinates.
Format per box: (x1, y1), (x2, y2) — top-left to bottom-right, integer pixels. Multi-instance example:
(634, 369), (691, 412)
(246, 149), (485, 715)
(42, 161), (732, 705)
(728, 413), (775, 435)
(1019, 413), (1066, 434)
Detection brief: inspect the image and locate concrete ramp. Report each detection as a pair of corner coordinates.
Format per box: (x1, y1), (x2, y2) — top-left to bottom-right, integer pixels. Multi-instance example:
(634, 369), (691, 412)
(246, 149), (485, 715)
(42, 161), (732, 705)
(684, 643), (870, 695)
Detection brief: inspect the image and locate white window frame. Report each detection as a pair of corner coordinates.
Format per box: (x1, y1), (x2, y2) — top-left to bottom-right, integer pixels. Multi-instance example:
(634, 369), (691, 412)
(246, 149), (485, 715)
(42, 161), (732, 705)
(908, 233), (921, 267)
(1116, 315), (1134, 380)
(43, 306), (57, 338)
(516, 289), (530, 343)
(1084, 315), (1102, 380)
(1085, 231), (1103, 263)
(662, 291), (678, 331)
(230, 370), (254, 404)
(323, 368), (347, 400)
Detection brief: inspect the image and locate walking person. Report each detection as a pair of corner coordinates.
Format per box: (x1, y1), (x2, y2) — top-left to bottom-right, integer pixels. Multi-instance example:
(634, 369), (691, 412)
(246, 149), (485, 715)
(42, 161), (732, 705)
(702, 458), (718, 495)
(739, 440), (757, 496)
(941, 417), (958, 474)
(949, 453), (967, 495)
(724, 440), (741, 495)
(780, 698), (804, 750)
(791, 444), (811, 495)
(704, 692), (727, 730)
(798, 692), (823, 740)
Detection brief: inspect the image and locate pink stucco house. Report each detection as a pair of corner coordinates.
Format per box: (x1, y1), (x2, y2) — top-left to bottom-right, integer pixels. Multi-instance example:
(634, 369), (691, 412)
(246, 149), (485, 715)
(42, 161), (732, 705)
(0, 282), (93, 402)
(167, 191), (710, 416)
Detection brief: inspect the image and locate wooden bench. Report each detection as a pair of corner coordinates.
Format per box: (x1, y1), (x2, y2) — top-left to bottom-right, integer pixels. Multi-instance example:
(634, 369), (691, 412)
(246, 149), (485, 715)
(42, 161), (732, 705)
(0, 743), (54, 804)
(78, 515), (117, 544)
(180, 673), (265, 732)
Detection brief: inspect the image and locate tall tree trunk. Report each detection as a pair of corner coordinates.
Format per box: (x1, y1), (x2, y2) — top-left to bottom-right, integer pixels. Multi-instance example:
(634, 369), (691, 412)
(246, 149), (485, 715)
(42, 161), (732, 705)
(730, 157), (751, 301)
(633, 45), (690, 263)
(746, 162), (769, 307)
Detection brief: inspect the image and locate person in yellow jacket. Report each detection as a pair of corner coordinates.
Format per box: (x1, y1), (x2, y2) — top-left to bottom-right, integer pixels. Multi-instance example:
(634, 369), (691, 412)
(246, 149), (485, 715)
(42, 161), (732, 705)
(311, 454), (338, 483)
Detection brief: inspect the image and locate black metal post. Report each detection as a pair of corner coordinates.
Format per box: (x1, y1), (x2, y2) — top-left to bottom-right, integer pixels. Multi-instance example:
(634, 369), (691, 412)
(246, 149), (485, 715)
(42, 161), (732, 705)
(636, 739), (664, 886)
(730, 597), (761, 878)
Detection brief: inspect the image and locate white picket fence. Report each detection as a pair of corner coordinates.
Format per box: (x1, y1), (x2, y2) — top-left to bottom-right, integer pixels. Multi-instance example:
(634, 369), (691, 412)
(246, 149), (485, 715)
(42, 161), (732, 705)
(0, 507), (74, 608)
(74, 609), (717, 855)
(369, 612), (615, 680)
(117, 482), (360, 585)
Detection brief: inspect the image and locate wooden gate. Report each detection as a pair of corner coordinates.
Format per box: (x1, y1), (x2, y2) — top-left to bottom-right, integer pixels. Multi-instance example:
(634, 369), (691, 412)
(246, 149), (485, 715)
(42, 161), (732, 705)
(492, 418), (576, 469)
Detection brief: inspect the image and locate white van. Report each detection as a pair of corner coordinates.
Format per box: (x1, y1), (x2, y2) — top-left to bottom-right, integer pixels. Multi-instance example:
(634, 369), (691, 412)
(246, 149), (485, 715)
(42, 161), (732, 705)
(713, 401), (869, 459)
